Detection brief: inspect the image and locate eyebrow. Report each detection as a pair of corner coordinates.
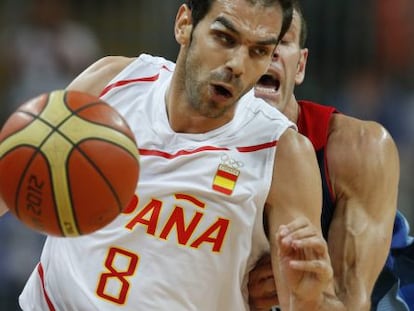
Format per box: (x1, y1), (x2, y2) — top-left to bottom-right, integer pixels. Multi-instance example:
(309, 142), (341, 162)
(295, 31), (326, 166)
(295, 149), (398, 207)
(214, 16), (279, 46)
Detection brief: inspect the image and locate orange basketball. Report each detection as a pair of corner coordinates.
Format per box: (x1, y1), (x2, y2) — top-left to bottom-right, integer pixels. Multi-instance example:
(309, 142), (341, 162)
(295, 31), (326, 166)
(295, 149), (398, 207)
(0, 90), (140, 237)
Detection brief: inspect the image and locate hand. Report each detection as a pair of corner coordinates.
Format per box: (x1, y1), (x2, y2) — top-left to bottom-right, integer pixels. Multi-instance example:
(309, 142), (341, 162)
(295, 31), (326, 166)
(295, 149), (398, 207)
(276, 217), (333, 308)
(248, 254), (279, 310)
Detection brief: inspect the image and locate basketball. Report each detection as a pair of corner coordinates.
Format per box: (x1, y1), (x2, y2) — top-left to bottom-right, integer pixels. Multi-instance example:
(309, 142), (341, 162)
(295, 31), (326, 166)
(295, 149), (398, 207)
(0, 90), (140, 237)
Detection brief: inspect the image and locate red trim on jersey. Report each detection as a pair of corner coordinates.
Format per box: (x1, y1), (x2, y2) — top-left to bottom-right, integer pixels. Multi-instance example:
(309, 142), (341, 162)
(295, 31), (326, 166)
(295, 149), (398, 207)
(100, 64), (172, 97)
(297, 100), (336, 151)
(138, 140), (278, 159)
(100, 74), (160, 97)
(37, 263), (57, 311)
(139, 146), (229, 159)
(237, 140), (278, 152)
(297, 100), (337, 202)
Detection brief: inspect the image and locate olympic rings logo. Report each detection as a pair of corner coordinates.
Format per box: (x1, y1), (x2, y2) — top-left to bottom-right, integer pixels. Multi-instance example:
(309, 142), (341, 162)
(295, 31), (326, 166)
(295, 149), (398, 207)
(220, 154), (244, 169)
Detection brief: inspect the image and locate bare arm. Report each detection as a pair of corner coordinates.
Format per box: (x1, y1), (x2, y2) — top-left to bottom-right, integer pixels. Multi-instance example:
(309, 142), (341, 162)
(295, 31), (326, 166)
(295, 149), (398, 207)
(66, 56), (135, 96)
(248, 116), (399, 311)
(266, 128), (334, 310)
(326, 115), (400, 310)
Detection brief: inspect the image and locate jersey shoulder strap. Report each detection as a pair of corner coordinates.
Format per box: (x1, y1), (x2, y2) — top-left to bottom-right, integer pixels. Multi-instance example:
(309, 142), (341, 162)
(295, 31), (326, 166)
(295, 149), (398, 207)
(297, 100), (337, 151)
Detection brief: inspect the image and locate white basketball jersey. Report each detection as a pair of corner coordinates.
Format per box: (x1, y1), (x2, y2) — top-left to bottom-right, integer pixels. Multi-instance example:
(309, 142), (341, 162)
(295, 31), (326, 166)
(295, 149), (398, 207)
(19, 54), (295, 311)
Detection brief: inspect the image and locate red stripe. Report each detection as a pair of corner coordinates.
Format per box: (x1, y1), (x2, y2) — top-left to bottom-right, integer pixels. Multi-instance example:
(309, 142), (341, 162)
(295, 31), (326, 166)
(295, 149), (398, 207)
(212, 184), (233, 195)
(37, 263), (57, 311)
(216, 169), (238, 181)
(100, 74), (160, 97)
(138, 141), (278, 159)
(139, 146), (229, 159)
(237, 140), (278, 152)
(99, 64), (173, 97)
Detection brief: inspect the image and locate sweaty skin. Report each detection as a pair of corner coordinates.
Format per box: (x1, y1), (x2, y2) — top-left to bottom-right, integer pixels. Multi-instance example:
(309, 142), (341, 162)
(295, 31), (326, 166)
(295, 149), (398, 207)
(250, 8), (400, 311)
(325, 114), (399, 310)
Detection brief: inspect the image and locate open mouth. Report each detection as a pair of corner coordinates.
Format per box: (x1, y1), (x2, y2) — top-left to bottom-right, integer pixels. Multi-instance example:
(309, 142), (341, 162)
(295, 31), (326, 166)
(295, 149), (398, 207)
(257, 74), (280, 92)
(212, 84), (232, 99)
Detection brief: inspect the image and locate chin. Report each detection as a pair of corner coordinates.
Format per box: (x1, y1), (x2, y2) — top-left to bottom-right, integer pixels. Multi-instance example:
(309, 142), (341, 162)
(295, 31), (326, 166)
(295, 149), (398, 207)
(254, 90), (280, 108)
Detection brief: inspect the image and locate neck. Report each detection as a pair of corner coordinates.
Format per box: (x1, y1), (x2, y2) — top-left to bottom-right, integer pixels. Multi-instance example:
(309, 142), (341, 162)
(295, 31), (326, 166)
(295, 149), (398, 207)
(284, 95), (300, 125)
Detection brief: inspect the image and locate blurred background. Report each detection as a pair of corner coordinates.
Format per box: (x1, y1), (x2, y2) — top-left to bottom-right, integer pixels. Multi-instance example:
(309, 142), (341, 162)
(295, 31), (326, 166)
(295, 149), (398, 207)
(0, 0), (413, 309)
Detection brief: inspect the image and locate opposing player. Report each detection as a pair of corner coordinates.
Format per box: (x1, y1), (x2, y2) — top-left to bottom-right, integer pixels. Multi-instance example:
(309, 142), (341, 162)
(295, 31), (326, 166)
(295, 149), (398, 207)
(250, 1), (412, 310)
(12, 0), (335, 310)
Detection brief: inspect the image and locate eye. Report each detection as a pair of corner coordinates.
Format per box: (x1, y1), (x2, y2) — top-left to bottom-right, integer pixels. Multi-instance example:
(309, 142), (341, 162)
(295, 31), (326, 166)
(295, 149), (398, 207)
(214, 32), (235, 47)
(251, 46), (271, 58)
(279, 35), (295, 46)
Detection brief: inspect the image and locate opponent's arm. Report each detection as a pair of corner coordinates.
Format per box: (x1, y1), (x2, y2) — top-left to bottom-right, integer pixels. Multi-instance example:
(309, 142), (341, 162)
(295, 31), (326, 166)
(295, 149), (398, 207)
(248, 255), (278, 310)
(325, 116), (400, 310)
(265, 128), (334, 311)
(66, 56), (135, 96)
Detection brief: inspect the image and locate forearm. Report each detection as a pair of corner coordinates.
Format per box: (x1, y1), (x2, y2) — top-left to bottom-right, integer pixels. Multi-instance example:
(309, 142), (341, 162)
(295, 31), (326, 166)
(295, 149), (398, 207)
(326, 206), (390, 311)
(316, 292), (347, 311)
(290, 294), (324, 311)
(291, 289), (369, 311)
(320, 287), (372, 311)
(289, 285), (347, 311)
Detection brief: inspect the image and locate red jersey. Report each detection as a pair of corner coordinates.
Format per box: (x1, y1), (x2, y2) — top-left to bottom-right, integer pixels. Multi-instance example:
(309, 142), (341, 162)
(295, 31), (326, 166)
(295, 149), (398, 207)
(297, 100), (337, 239)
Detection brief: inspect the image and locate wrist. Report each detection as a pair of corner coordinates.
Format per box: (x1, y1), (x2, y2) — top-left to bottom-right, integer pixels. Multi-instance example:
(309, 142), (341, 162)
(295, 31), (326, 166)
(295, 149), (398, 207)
(290, 293), (323, 311)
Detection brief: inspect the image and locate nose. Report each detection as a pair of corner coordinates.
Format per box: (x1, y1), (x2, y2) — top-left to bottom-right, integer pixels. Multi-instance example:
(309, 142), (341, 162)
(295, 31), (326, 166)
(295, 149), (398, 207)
(225, 47), (248, 78)
(272, 46), (280, 60)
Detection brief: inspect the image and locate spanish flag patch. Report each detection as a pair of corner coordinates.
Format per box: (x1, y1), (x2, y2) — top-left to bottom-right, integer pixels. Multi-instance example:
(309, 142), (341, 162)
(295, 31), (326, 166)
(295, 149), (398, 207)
(212, 164), (240, 195)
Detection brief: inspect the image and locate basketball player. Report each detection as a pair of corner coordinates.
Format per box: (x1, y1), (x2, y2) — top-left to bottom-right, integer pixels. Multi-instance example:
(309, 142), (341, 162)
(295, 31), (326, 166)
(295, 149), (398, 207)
(12, 1), (335, 310)
(249, 1), (413, 310)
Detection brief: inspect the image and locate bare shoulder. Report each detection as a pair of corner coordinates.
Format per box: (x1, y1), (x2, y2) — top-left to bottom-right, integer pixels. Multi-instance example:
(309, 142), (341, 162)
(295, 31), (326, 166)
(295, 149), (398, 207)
(330, 113), (396, 144)
(327, 113), (399, 207)
(328, 114), (399, 171)
(273, 128), (318, 173)
(279, 127), (315, 154)
(66, 56), (136, 97)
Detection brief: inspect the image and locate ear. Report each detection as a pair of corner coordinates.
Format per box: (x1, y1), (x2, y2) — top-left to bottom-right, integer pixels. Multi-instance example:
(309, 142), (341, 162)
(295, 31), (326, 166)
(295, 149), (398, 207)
(175, 4), (193, 45)
(295, 48), (308, 85)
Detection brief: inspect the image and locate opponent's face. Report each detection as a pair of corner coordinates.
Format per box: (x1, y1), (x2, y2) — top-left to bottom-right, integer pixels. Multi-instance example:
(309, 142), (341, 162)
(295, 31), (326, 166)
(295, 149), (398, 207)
(254, 10), (308, 113)
(176, 0), (283, 118)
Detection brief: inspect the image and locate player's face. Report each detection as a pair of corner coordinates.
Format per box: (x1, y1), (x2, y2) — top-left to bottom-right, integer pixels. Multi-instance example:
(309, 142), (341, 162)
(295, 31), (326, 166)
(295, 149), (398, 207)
(180, 0), (282, 118)
(254, 10), (308, 113)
